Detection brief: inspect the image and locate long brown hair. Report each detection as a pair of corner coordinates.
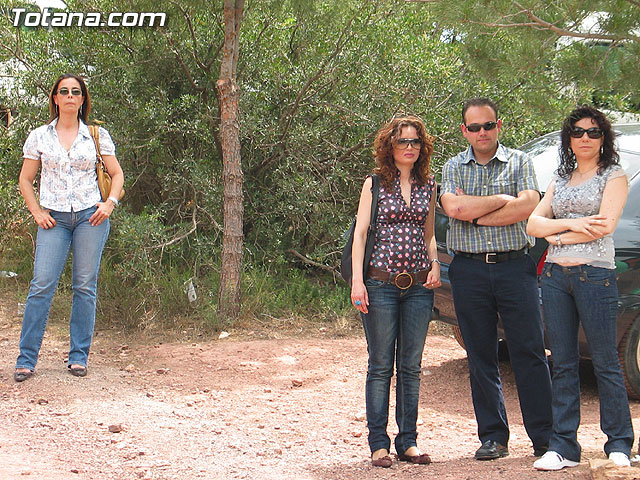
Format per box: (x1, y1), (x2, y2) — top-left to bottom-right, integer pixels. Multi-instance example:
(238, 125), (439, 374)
(48, 74), (91, 123)
(373, 115), (434, 190)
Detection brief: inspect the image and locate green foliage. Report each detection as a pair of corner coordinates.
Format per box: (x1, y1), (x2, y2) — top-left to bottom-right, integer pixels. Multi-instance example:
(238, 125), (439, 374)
(0, 0), (582, 330)
(427, 0), (640, 112)
(241, 266), (353, 322)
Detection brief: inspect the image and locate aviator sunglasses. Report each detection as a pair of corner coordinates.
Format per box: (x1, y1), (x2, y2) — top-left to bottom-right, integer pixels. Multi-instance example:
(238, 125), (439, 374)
(57, 87), (83, 96)
(569, 126), (603, 139)
(395, 138), (422, 149)
(465, 121), (498, 133)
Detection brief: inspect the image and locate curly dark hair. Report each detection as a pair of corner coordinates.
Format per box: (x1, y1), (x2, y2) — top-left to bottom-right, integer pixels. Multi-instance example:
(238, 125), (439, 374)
(372, 115), (434, 190)
(558, 105), (619, 179)
(48, 74), (91, 123)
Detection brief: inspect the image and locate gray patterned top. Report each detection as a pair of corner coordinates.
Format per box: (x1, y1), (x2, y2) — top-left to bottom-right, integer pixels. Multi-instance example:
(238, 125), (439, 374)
(547, 164), (626, 269)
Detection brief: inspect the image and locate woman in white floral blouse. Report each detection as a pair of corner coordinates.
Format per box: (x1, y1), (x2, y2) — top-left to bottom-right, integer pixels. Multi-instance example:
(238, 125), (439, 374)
(14, 74), (123, 382)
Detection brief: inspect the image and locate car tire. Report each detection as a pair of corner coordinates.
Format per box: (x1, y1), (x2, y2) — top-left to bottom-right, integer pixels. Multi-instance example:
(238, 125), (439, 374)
(452, 325), (510, 361)
(618, 315), (640, 400)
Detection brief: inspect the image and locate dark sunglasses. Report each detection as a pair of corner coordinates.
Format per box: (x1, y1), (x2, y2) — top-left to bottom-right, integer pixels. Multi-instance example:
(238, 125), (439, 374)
(57, 87), (83, 96)
(465, 121), (498, 133)
(569, 127), (603, 139)
(395, 138), (422, 149)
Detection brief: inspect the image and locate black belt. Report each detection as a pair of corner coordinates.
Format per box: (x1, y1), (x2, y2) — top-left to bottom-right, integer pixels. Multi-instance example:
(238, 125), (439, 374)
(455, 247), (527, 264)
(367, 267), (430, 290)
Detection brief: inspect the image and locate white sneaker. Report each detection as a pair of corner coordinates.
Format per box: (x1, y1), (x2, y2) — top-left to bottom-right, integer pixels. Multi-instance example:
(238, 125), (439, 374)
(534, 451), (580, 471)
(609, 452), (631, 467)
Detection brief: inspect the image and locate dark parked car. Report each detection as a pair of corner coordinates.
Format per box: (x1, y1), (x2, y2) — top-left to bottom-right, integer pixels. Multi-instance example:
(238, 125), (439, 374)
(433, 124), (640, 399)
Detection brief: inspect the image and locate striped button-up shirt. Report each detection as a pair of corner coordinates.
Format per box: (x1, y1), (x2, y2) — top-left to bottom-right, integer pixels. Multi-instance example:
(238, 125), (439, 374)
(440, 143), (539, 254)
(23, 119), (116, 212)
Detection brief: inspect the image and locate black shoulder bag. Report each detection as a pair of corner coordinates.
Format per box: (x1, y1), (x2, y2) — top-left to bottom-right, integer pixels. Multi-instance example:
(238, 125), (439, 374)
(340, 174), (380, 284)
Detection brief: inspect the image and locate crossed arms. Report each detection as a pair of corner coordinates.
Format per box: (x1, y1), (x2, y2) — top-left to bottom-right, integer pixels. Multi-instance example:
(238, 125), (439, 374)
(441, 188), (540, 226)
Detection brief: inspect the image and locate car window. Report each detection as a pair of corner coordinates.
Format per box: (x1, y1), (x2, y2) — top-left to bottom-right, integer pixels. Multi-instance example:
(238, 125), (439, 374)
(624, 174), (640, 217)
(620, 151), (640, 181)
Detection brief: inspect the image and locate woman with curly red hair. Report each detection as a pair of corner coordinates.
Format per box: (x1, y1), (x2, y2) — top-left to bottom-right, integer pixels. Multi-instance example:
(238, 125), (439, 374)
(350, 115), (440, 467)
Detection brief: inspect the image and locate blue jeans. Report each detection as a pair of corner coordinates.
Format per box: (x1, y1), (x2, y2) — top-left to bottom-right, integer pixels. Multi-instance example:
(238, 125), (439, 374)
(16, 206), (110, 371)
(361, 278), (434, 454)
(541, 263), (634, 461)
(448, 254), (552, 449)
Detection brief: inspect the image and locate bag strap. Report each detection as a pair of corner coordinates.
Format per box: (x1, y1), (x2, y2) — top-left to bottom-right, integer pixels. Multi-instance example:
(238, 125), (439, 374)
(369, 174), (380, 228)
(88, 125), (103, 163)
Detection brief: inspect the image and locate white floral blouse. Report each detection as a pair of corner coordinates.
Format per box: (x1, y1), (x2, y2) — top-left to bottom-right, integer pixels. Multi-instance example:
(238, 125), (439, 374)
(22, 119), (116, 212)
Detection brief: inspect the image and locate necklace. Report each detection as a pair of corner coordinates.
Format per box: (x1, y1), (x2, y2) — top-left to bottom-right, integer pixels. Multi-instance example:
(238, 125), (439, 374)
(573, 164), (598, 177)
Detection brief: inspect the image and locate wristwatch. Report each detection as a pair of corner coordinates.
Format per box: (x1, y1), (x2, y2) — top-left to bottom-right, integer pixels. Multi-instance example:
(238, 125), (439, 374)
(431, 259), (441, 266)
(108, 196), (119, 207)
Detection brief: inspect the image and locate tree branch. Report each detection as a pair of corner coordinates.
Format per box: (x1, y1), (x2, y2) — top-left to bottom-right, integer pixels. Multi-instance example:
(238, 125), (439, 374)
(163, 31), (207, 94)
(286, 249), (336, 273)
(510, 1), (639, 42)
(150, 203), (198, 250)
(251, 1), (375, 176)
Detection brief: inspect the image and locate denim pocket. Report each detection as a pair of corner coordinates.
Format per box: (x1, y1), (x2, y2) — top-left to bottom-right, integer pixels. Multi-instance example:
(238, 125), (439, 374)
(580, 267), (614, 287)
(365, 278), (386, 288)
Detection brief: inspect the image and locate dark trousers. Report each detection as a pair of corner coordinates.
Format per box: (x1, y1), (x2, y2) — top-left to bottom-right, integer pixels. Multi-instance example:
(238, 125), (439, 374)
(449, 254), (552, 448)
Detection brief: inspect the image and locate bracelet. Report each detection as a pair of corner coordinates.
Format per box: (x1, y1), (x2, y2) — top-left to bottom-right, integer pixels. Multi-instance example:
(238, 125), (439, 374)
(431, 259), (441, 266)
(555, 233), (562, 247)
(108, 196), (119, 207)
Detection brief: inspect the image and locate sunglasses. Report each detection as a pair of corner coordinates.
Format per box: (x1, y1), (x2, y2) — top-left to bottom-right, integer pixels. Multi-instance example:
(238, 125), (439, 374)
(57, 87), (83, 96)
(569, 127), (603, 139)
(465, 121), (498, 133)
(395, 138), (422, 149)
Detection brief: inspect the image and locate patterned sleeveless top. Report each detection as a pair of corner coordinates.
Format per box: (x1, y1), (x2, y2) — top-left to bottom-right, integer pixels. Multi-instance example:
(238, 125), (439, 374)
(369, 172), (435, 273)
(547, 164), (626, 269)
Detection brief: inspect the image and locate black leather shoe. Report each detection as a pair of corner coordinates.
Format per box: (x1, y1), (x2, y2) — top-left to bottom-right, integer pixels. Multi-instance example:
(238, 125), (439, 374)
(534, 444), (549, 457)
(14, 370), (34, 382)
(69, 366), (87, 377)
(475, 440), (509, 460)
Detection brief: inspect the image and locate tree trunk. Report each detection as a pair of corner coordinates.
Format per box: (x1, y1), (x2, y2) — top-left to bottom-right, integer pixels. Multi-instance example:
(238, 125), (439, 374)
(217, 0), (244, 321)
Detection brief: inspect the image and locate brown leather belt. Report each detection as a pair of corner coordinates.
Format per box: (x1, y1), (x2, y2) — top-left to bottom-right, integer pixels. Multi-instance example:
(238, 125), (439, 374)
(367, 266), (430, 290)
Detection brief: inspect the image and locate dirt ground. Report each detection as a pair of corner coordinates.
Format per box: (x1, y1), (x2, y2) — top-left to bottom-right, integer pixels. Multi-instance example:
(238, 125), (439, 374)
(1, 294), (639, 480)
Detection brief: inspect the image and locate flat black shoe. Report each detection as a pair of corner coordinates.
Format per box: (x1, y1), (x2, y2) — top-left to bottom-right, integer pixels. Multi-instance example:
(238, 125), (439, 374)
(475, 440), (509, 460)
(534, 444), (549, 457)
(14, 370), (34, 382)
(69, 366), (87, 377)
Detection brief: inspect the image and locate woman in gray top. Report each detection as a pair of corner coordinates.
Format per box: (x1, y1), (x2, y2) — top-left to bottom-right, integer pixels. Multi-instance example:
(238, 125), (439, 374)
(527, 106), (633, 471)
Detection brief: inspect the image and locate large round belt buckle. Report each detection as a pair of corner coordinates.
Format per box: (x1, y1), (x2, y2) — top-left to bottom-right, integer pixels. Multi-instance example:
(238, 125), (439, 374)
(394, 272), (413, 290)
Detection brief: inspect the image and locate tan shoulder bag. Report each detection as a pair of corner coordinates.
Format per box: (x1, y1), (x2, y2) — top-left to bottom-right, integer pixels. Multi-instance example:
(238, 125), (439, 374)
(89, 125), (124, 202)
